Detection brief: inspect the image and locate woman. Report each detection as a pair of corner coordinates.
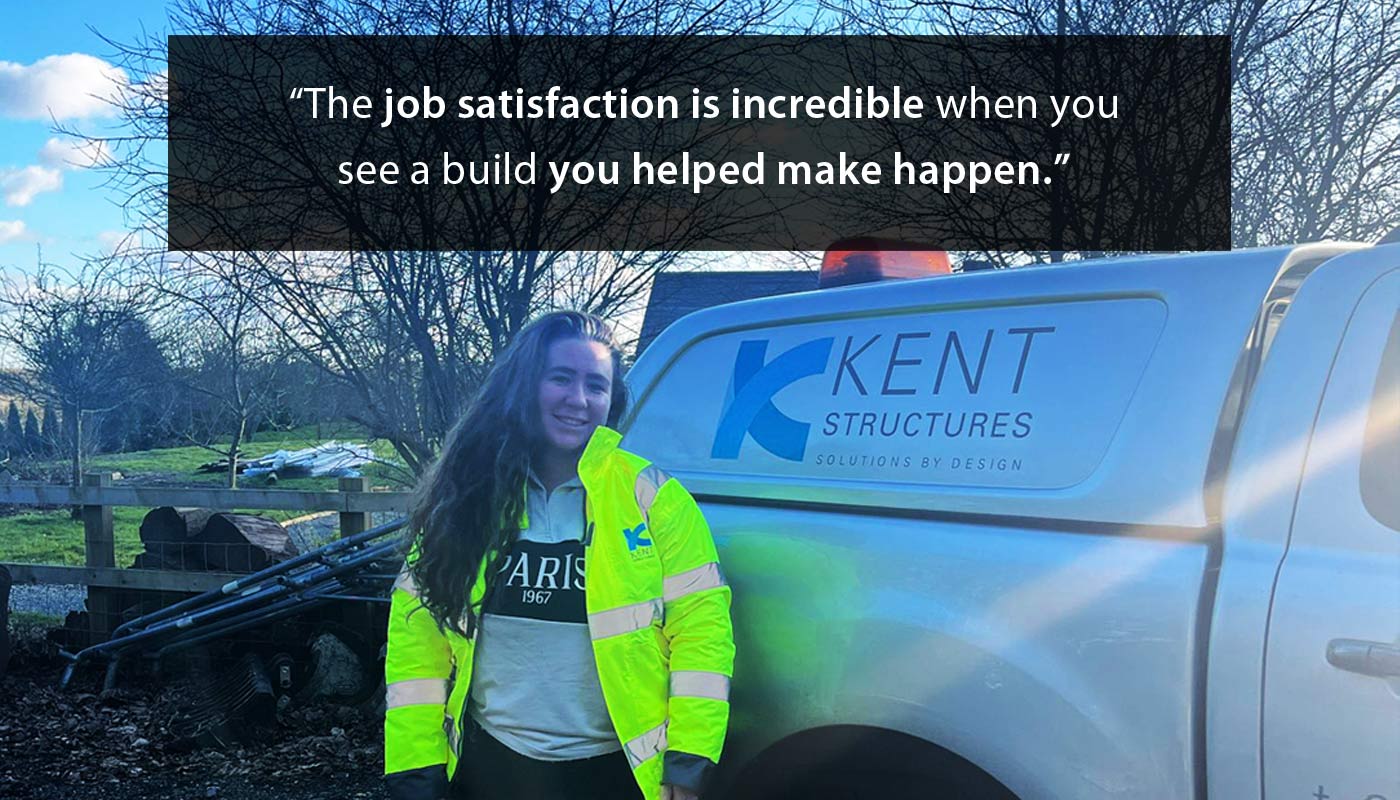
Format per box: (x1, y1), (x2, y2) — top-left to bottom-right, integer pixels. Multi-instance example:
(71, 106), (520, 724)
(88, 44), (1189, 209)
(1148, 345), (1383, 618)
(384, 311), (734, 800)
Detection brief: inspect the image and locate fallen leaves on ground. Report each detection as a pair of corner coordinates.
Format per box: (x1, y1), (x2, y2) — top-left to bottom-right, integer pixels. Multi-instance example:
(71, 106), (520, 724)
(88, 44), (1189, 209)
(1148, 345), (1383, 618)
(1, 649), (386, 800)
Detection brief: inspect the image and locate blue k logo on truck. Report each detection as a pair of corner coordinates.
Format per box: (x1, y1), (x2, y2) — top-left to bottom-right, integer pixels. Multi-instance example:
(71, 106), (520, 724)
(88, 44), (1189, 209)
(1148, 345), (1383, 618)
(711, 337), (834, 461)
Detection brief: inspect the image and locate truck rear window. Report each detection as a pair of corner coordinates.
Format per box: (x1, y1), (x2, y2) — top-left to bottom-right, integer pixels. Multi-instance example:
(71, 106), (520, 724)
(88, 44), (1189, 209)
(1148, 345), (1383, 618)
(1361, 312), (1399, 531)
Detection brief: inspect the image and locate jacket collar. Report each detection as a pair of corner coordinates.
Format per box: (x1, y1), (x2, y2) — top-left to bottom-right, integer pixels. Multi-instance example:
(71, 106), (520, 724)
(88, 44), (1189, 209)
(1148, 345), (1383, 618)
(578, 425), (623, 484)
(577, 426), (624, 547)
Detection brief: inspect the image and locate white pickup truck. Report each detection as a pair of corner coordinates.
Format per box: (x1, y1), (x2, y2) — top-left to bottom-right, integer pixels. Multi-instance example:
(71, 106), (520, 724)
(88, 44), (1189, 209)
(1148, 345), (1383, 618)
(622, 243), (1399, 800)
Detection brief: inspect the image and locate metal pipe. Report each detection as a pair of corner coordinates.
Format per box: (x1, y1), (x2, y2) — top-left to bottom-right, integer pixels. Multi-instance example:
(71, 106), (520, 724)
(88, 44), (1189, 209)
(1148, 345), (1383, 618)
(106, 541), (401, 659)
(59, 519), (408, 689)
(154, 590), (346, 655)
(152, 594), (323, 656)
(110, 518), (406, 638)
(146, 547), (401, 656)
(66, 543), (400, 675)
(104, 535), (403, 654)
(311, 594), (392, 604)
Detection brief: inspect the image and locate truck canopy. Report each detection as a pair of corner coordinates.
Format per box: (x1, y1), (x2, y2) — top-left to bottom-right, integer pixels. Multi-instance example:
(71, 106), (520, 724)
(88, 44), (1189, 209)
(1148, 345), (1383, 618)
(623, 245), (1361, 529)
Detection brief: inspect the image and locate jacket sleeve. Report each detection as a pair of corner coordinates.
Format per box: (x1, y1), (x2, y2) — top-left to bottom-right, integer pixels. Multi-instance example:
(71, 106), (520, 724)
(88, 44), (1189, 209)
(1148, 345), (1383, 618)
(384, 562), (454, 800)
(650, 474), (735, 795)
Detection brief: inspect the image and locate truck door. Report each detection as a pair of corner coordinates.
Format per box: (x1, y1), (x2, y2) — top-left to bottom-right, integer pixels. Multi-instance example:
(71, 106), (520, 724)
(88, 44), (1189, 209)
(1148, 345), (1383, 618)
(1263, 268), (1400, 800)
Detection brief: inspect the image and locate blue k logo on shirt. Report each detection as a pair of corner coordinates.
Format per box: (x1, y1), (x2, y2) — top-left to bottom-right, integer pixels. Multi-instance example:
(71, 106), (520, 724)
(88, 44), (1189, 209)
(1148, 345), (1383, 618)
(624, 523), (652, 551)
(711, 337), (833, 462)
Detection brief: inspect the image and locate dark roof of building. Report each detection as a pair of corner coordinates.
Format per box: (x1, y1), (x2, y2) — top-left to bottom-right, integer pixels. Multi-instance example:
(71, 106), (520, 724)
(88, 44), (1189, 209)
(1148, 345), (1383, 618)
(636, 270), (818, 355)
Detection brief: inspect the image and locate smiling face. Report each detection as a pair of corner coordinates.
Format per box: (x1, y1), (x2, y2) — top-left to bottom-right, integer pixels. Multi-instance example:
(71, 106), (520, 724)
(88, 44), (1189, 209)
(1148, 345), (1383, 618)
(536, 337), (615, 463)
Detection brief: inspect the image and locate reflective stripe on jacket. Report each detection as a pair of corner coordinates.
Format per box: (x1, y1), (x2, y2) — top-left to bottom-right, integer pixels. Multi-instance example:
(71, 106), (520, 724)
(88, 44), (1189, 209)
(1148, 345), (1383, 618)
(384, 426), (735, 800)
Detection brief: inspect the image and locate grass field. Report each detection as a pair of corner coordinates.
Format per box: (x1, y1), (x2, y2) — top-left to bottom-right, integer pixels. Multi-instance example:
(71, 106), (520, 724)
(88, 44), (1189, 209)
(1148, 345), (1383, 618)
(79, 423), (413, 488)
(0, 423), (413, 565)
(0, 507), (149, 566)
(8, 610), (61, 628)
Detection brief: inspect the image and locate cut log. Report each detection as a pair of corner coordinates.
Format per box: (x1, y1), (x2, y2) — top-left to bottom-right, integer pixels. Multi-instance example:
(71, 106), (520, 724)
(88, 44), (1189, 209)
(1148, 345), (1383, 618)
(139, 507), (219, 546)
(199, 513), (297, 572)
(134, 508), (297, 572)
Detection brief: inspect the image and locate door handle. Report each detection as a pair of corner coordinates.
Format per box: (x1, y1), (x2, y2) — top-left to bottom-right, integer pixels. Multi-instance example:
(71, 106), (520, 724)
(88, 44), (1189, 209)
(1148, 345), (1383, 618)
(1327, 638), (1400, 678)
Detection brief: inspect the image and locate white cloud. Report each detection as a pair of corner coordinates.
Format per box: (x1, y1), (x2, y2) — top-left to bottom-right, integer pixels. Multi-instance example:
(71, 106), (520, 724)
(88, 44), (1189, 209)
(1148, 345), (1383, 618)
(0, 53), (127, 121)
(0, 138), (110, 208)
(0, 220), (27, 244)
(0, 138), (109, 208)
(97, 230), (127, 249)
(97, 229), (143, 255)
(0, 165), (63, 206)
(38, 137), (112, 169)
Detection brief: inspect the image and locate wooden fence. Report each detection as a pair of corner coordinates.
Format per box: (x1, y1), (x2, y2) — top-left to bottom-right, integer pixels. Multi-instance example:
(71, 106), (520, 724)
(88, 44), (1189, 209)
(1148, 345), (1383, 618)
(1, 472), (412, 633)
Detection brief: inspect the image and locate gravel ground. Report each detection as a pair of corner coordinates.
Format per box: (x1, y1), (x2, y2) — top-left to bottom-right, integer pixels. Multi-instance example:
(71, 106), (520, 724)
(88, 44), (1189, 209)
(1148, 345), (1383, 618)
(8, 583), (86, 618)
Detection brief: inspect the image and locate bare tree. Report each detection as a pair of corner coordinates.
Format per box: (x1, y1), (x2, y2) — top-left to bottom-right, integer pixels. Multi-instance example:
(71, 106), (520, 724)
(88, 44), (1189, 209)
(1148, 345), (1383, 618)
(0, 261), (167, 486)
(831, 0), (1400, 250)
(88, 0), (794, 473)
(216, 249), (703, 474)
(142, 252), (291, 488)
(1230, 0), (1400, 245)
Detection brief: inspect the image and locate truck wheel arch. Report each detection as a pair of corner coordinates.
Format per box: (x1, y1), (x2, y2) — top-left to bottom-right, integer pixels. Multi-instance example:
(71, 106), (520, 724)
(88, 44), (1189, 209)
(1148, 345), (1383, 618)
(721, 725), (1020, 800)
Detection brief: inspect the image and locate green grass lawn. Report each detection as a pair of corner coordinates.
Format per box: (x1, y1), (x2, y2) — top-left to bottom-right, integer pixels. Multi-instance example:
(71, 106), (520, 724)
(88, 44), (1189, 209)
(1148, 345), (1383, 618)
(79, 422), (415, 489)
(1, 422), (415, 565)
(0, 507), (148, 566)
(9, 610), (61, 627)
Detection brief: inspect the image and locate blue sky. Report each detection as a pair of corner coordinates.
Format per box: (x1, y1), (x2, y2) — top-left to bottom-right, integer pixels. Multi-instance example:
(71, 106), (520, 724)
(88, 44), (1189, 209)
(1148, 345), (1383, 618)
(0, 2), (819, 281)
(0, 0), (169, 271)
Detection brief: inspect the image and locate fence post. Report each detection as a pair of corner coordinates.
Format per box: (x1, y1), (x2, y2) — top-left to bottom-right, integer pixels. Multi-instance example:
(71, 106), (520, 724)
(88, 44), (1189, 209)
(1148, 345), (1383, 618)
(83, 471), (116, 639)
(83, 472), (115, 568)
(338, 475), (377, 636)
(338, 476), (371, 539)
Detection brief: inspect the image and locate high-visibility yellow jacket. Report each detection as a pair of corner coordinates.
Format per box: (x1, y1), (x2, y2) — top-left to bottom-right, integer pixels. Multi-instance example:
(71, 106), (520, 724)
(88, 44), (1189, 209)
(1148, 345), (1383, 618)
(384, 427), (734, 800)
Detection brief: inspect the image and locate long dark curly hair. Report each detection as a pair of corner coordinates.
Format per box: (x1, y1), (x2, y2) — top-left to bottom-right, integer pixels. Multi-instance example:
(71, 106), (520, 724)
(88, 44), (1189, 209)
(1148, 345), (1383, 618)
(407, 311), (628, 636)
